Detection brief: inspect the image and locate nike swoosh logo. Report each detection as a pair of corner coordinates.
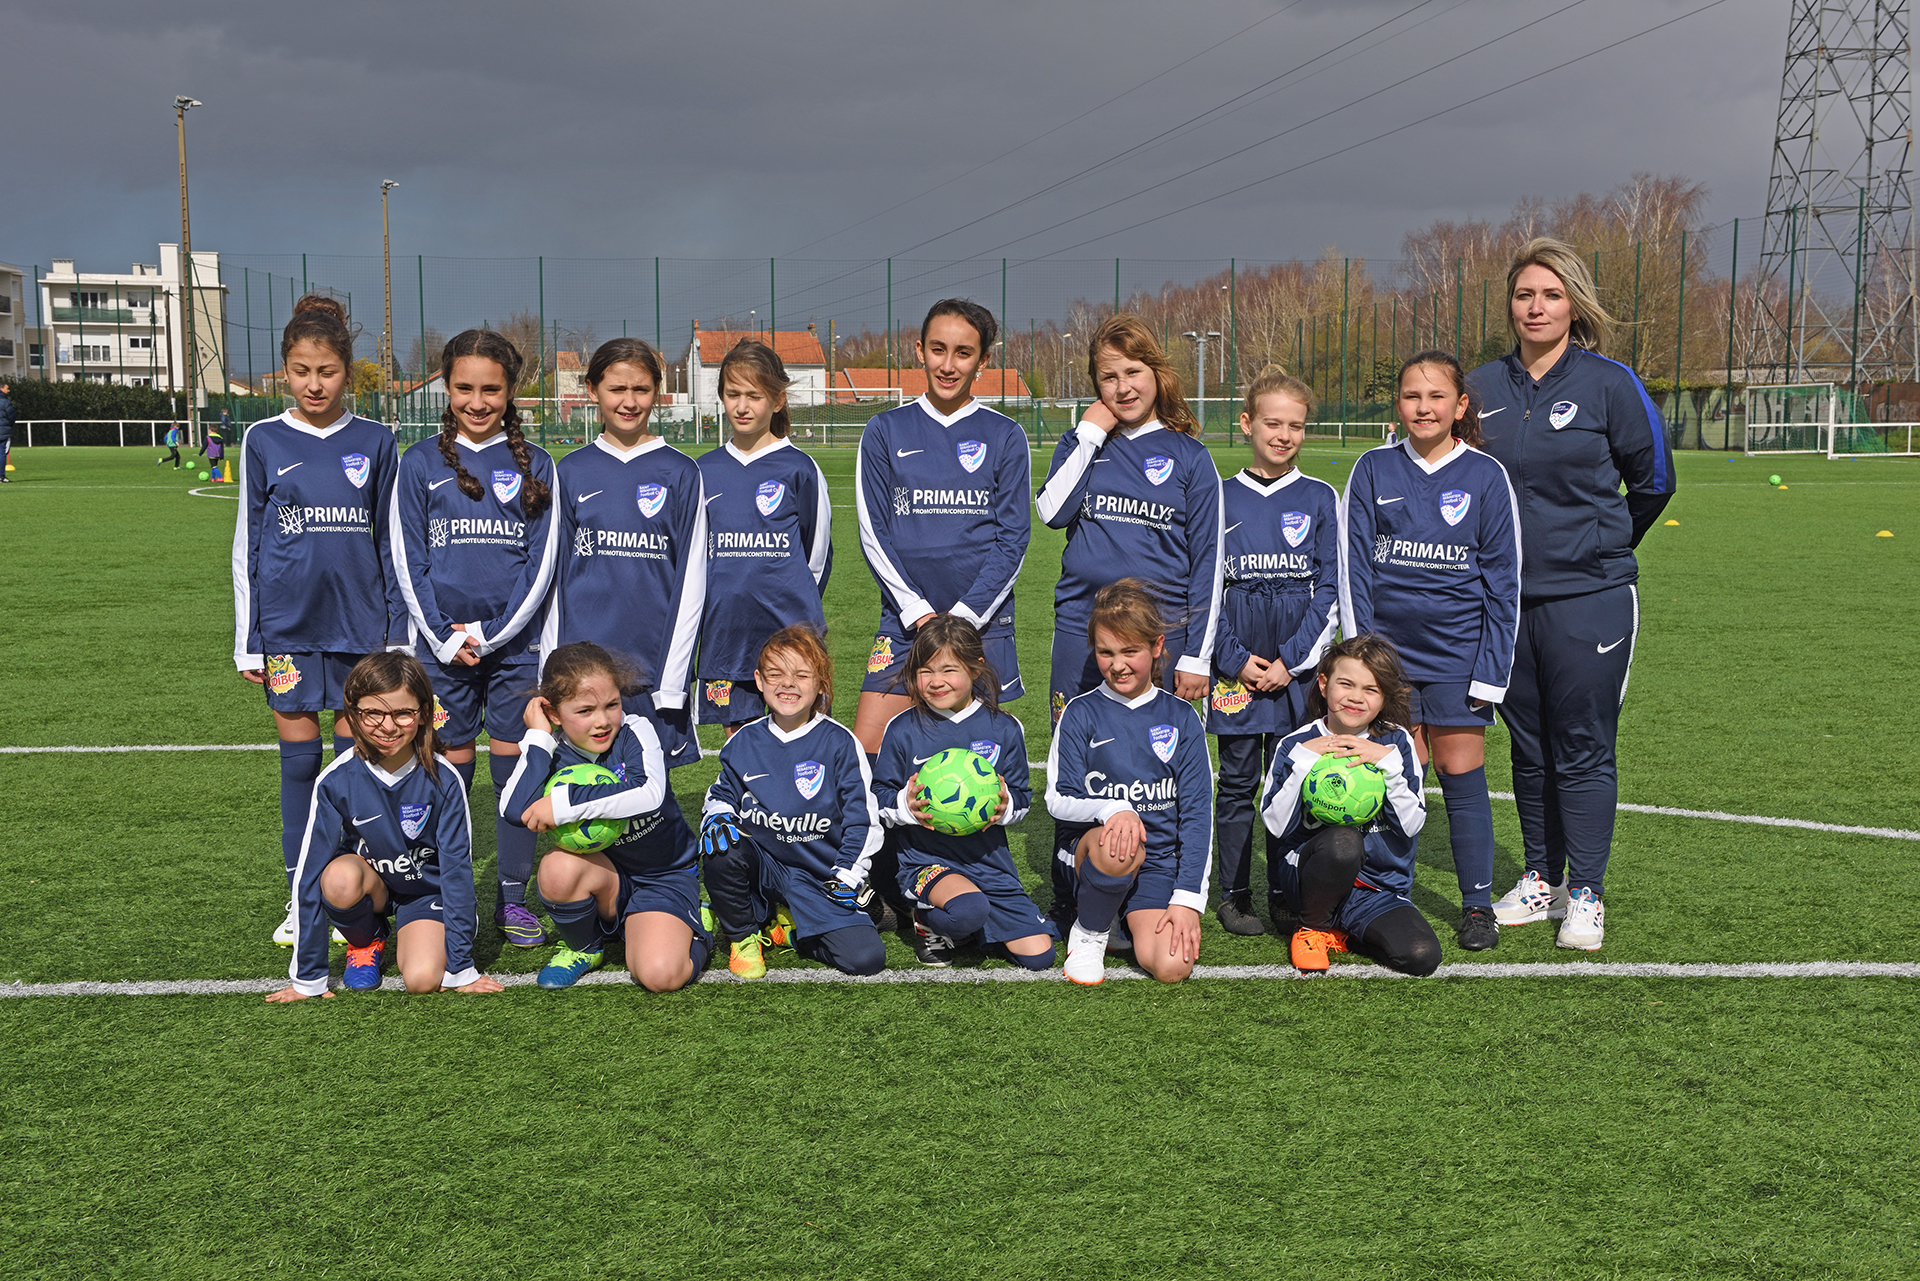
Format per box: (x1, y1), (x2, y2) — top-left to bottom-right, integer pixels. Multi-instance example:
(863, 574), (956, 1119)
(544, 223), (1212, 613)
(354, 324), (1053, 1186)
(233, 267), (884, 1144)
(576, 490), (603, 503)
(1224, 522), (1242, 534)
(352, 814), (382, 825)
(1093, 458), (1111, 464)
(1597, 638), (1626, 653)
(428, 477), (455, 490)
(743, 772), (769, 782)
(1473, 882), (1492, 890)
(1089, 737), (1115, 748)
(896, 449), (923, 458)
(1480, 407), (1507, 418)
(1375, 496), (1404, 506)
(1001, 680), (1017, 691)
(670, 742), (693, 755)
(430, 901), (443, 911)
(278, 463), (303, 476)
(912, 755), (936, 765)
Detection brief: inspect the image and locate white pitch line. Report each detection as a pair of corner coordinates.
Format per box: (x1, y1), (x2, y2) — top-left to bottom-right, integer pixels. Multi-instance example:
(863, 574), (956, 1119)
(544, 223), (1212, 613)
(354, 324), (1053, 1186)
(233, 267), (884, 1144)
(4, 959), (1917, 1000)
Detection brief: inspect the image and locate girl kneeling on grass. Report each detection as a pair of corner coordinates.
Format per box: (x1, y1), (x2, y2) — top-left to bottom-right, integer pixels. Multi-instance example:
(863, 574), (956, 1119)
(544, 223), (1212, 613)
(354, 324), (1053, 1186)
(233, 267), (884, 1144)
(1258, 635), (1440, 976)
(498, 642), (711, 993)
(1045, 580), (1215, 986)
(700, 625), (885, 980)
(269, 653), (503, 1002)
(872, 616), (1055, 970)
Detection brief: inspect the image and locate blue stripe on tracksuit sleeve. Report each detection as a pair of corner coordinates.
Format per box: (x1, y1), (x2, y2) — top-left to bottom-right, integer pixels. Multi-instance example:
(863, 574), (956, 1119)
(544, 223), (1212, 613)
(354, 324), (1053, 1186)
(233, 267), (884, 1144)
(1595, 353), (1675, 495)
(1176, 457), (1225, 676)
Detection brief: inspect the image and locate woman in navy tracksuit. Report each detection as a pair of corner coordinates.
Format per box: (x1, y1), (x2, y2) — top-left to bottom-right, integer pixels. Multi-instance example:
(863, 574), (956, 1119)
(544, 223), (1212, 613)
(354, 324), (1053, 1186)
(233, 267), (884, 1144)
(1465, 237), (1676, 951)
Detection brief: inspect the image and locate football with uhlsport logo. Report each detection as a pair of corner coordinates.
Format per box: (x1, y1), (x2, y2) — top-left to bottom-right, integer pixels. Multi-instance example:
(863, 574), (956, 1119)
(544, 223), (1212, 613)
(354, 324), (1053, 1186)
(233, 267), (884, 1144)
(544, 763), (628, 853)
(1302, 754), (1387, 827)
(915, 748), (1000, 836)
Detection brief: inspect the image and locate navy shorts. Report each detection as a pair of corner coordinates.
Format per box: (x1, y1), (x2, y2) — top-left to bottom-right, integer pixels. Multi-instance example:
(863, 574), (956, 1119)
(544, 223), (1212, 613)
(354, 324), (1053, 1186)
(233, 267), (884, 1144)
(262, 651), (361, 714)
(1270, 852), (1412, 939)
(898, 849), (1058, 945)
(612, 862), (708, 937)
(714, 843), (871, 940)
(861, 623), (1026, 701)
(696, 677), (767, 727)
(1121, 860), (1181, 917)
(383, 889), (448, 932)
(430, 650), (537, 745)
(1408, 679), (1495, 728)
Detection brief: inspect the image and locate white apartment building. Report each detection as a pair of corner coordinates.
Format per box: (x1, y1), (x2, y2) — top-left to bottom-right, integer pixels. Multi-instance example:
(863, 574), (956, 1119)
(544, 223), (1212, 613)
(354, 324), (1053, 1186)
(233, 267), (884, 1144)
(0, 263), (25, 380)
(36, 246), (227, 399)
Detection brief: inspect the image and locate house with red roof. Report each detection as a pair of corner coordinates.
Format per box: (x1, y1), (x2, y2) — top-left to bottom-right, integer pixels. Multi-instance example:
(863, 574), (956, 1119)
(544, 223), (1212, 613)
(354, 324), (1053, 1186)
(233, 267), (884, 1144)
(687, 322), (827, 419)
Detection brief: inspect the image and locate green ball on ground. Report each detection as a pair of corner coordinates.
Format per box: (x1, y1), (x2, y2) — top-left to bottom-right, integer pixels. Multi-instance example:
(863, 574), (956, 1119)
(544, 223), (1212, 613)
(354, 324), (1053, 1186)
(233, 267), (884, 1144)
(198, 471), (210, 480)
(544, 763), (627, 853)
(915, 748), (1001, 836)
(1302, 754), (1388, 827)
(1769, 474), (1782, 485)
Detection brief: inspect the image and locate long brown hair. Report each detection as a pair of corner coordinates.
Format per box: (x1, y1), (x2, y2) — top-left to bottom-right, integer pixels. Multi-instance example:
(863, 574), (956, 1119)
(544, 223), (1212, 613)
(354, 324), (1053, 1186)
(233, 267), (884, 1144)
(718, 340), (793, 439)
(1087, 578), (1169, 688)
(1399, 351), (1482, 449)
(1086, 314), (1198, 436)
(900, 615), (1001, 718)
(1305, 634), (1411, 737)
(436, 329), (551, 519)
(343, 652), (440, 779)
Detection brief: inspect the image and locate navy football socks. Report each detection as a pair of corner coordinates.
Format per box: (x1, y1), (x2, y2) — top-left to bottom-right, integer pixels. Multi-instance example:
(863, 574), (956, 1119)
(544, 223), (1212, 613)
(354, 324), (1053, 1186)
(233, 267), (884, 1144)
(540, 894), (606, 954)
(278, 739), (324, 889)
(489, 754), (536, 907)
(451, 757), (477, 794)
(688, 931), (713, 976)
(926, 891), (989, 940)
(1438, 766), (1496, 909)
(332, 731), (356, 761)
(991, 941), (1057, 970)
(325, 893), (384, 948)
(1075, 862), (1135, 934)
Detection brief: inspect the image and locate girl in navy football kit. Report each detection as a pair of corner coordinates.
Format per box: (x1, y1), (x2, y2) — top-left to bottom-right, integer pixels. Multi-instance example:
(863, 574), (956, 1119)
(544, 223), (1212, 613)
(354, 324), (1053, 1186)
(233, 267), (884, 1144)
(1208, 370), (1339, 937)
(872, 616), (1055, 969)
(391, 329), (559, 949)
(544, 339), (707, 769)
(268, 653), (505, 1002)
(695, 342), (831, 734)
(1340, 352), (1521, 951)
(1046, 580), (1214, 986)
(700, 625), (885, 979)
(1467, 239), (1676, 951)
(498, 643), (712, 993)
(852, 300), (1031, 755)
(1260, 635), (1439, 976)
(233, 295), (401, 947)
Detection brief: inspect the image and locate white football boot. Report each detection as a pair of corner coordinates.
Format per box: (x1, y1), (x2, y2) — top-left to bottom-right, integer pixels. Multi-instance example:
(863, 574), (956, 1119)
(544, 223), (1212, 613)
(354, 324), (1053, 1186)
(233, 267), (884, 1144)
(273, 899), (345, 946)
(1556, 887), (1605, 951)
(1491, 870), (1569, 926)
(1063, 921), (1110, 985)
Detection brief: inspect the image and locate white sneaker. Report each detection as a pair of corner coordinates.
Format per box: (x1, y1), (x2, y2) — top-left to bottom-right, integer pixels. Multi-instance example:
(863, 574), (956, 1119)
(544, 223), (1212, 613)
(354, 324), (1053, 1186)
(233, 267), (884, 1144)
(1556, 887), (1605, 951)
(1492, 871), (1569, 926)
(1063, 921), (1110, 985)
(273, 900), (345, 946)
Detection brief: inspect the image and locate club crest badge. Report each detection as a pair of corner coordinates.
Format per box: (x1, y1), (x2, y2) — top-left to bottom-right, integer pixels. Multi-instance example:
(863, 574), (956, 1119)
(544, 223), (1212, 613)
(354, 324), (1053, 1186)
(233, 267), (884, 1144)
(1143, 455), (1174, 486)
(1150, 724), (1179, 762)
(756, 479), (786, 516)
(1440, 490), (1472, 526)
(1282, 511), (1311, 547)
(491, 469), (522, 504)
(612, 763), (628, 783)
(265, 654), (302, 696)
(1549, 400), (1578, 429)
(399, 803), (431, 841)
(706, 680), (732, 708)
(957, 440), (987, 473)
(341, 453), (371, 488)
(867, 634), (896, 674)
(969, 739), (1002, 767)
(636, 483), (667, 519)
(794, 760), (825, 800)
(1212, 679), (1251, 715)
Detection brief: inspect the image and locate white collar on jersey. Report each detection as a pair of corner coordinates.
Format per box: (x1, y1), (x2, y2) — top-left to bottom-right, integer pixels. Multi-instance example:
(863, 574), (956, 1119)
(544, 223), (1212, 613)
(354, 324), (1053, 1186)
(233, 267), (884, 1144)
(455, 431), (507, 453)
(724, 437), (793, 465)
(929, 699), (984, 724)
(1118, 419), (1164, 440)
(1398, 436), (1467, 474)
(363, 753), (421, 786)
(277, 408), (353, 438)
(1310, 716), (1378, 742)
(1234, 467), (1307, 495)
(594, 434), (669, 462)
(765, 711), (826, 743)
(914, 394), (984, 428)
(1095, 681), (1161, 710)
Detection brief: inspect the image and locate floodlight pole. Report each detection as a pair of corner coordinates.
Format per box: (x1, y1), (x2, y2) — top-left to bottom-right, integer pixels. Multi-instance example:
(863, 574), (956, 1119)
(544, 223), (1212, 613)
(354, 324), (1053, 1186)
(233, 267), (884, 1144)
(381, 181), (398, 399)
(1060, 332), (1072, 403)
(175, 95), (201, 441)
(1184, 331), (1220, 434)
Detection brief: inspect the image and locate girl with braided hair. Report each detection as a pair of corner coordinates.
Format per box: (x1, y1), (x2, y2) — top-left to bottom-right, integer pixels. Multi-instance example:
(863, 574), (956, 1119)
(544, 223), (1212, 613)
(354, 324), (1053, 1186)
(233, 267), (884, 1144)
(391, 328), (560, 948)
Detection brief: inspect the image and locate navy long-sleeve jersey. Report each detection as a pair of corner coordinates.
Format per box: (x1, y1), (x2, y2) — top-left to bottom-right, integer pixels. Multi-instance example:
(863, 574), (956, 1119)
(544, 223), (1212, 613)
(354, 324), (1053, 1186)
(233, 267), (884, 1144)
(1034, 420), (1223, 678)
(697, 440), (831, 680)
(1466, 346), (1676, 599)
(1339, 440), (1522, 701)
(232, 411), (401, 667)
(1259, 718), (1427, 896)
(289, 752), (479, 996)
(1045, 683), (1215, 913)
(390, 433), (559, 664)
(496, 713), (698, 876)
(702, 714), (880, 886)
(854, 396), (1031, 635)
(1209, 467), (1341, 733)
(543, 437), (708, 709)
(872, 699), (1032, 865)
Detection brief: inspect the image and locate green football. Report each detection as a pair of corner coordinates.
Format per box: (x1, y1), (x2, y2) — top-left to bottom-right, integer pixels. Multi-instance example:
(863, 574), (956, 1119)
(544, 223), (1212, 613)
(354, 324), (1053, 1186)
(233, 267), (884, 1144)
(544, 763), (627, 853)
(1302, 754), (1387, 827)
(915, 748), (1001, 836)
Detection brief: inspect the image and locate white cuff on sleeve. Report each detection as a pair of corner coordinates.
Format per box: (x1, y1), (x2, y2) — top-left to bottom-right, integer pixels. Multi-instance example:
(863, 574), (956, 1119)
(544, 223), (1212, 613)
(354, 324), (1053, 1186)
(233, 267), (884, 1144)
(237, 653), (265, 671)
(1174, 655), (1210, 676)
(521, 727), (557, 754)
(291, 976), (330, 997)
(1075, 421), (1108, 447)
(652, 688), (688, 711)
(950, 602), (987, 629)
(1169, 890), (1208, 914)
(1466, 680), (1506, 704)
(442, 967), (480, 989)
